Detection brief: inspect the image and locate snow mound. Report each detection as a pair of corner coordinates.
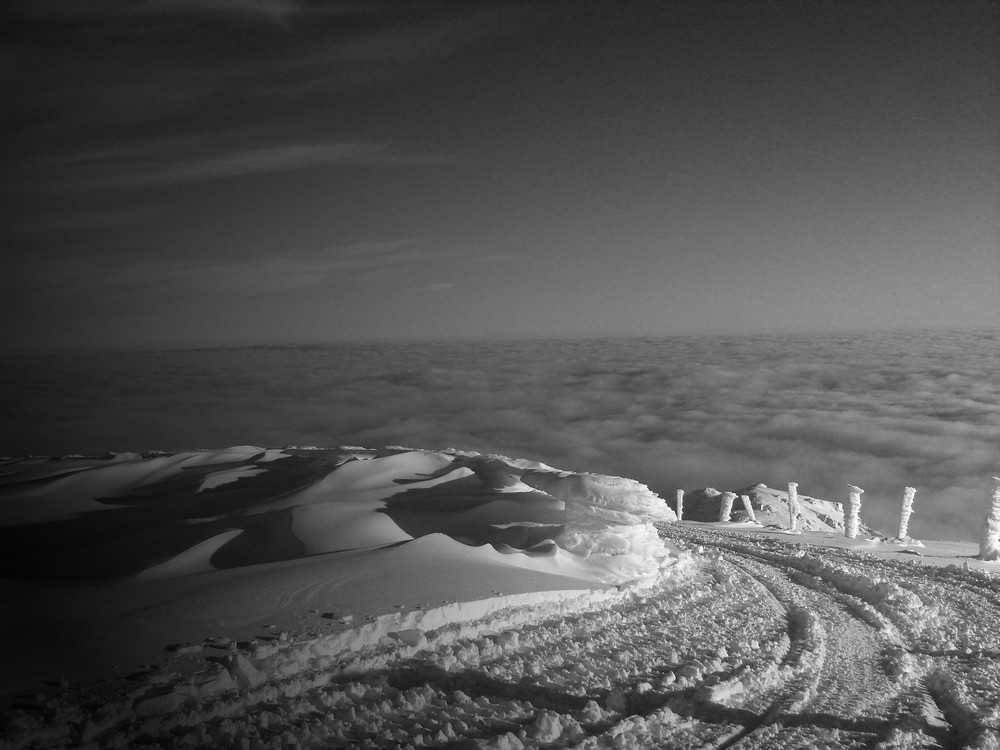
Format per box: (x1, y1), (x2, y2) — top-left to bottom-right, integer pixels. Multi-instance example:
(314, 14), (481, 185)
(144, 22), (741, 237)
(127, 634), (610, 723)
(519, 469), (676, 584)
(0, 445), (678, 589)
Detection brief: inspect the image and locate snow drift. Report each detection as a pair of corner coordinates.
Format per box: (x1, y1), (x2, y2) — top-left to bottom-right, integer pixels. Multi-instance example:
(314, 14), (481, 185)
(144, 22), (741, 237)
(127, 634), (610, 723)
(0, 446), (675, 586)
(517, 468), (676, 584)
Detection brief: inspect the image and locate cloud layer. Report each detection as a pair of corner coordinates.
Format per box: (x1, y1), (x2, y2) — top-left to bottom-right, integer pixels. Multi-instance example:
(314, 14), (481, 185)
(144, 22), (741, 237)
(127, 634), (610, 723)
(4, 329), (997, 543)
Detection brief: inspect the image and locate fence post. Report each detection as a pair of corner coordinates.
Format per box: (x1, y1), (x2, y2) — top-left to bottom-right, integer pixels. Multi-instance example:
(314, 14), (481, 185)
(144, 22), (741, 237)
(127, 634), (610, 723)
(720, 492), (735, 522)
(846, 485), (864, 539)
(787, 482), (799, 530)
(897, 486), (916, 540)
(980, 477), (1000, 561)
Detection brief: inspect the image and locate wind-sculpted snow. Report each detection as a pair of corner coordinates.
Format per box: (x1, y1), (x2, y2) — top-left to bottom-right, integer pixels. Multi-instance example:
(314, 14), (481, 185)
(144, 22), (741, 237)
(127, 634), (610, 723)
(518, 469), (675, 584)
(0, 446), (674, 587)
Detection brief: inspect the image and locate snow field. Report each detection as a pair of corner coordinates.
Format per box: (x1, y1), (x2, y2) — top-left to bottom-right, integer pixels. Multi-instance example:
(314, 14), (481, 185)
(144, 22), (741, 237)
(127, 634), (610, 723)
(6, 528), (998, 749)
(4, 447), (1000, 750)
(2, 551), (806, 750)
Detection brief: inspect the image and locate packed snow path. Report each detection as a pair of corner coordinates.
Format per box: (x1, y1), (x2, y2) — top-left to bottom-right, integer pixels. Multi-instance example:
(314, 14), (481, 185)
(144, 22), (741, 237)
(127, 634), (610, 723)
(4, 526), (999, 750)
(663, 525), (1000, 750)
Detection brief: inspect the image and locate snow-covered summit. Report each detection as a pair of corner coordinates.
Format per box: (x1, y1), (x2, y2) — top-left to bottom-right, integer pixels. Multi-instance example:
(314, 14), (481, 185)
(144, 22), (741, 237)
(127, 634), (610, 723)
(0, 444), (676, 586)
(2, 445), (999, 750)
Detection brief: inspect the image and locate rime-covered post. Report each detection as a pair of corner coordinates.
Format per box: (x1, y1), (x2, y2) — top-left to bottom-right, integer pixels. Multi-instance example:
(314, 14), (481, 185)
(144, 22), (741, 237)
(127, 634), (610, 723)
(787, 482), (799, 531)
(897, 486), (916, 540)
(846, 485), (864, 539)
(720, 492), (735, 522)
(740, 494), (758, 523)
(675, 489), (684, 521)
(980, 477), (1000, 561)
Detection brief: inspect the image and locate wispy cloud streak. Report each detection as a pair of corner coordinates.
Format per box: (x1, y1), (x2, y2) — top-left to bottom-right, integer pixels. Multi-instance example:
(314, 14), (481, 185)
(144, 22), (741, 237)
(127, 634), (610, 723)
(7, 241), (435, 296)
(31, 140), (451, 191)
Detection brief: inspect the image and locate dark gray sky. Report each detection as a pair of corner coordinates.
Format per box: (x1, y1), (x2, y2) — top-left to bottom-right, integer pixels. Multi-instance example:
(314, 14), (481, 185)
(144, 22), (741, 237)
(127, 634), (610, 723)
(3, 0), (998, 351)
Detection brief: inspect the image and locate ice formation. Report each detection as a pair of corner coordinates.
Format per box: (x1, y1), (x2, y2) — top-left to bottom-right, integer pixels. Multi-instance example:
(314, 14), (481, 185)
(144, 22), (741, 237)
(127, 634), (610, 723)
(787, 482), (799, 531)
(980, 477), (1000, 561)
(519, 469), (676, 584)
(719, 492), (735, 522)
(740, 494), (758, 523)
(846, 485), (864, 539)
(897, 486), (916, 540)
(675, 489), (684, 521)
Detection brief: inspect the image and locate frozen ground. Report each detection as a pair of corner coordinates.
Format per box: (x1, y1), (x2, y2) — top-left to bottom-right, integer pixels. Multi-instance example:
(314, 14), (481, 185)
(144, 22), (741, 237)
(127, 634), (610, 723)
(1, 447), (998, 749)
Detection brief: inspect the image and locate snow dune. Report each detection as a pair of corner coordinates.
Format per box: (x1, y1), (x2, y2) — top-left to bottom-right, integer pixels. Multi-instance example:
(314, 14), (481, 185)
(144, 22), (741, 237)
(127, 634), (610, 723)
(0, 446), (672, 584)
(1, 446), (998, 750)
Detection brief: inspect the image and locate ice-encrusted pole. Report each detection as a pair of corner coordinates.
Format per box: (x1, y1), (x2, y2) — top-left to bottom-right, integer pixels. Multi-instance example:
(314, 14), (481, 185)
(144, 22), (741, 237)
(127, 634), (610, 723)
(740, 494), (758, 523)
(846, 485), (864, 539)
(675, 489), (684, 521)
(787, 482), (799, 531)
(719, 492), (735, 522)
(897, 486), (916, 540)
(980, 477), (1000, 561)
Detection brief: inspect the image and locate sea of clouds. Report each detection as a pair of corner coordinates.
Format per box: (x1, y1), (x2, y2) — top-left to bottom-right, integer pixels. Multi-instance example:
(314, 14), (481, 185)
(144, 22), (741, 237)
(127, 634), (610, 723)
(2, 329), (997, 542)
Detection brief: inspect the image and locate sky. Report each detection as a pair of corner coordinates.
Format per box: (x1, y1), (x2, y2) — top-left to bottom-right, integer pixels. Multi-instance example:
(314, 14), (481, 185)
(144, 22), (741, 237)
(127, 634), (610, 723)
(2, 0), (998, 351)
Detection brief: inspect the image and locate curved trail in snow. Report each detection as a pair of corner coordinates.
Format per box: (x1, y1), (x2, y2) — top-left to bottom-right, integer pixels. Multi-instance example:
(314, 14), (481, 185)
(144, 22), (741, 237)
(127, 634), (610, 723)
(4, 525), (1000, 750)
(665, 525), (1000, 750)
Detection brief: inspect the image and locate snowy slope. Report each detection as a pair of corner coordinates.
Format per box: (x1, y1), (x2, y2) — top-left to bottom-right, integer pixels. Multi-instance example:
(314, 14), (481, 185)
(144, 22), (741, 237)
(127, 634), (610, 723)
(1, 446), (998, 750)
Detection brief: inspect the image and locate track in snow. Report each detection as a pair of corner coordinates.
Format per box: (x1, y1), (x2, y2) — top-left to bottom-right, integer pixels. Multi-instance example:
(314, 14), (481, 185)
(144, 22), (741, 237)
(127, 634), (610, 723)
(4, 525), (1000, 750)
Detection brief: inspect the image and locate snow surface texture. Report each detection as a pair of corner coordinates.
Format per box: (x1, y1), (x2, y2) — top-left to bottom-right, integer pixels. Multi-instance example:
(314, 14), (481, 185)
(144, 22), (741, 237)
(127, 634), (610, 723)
(2, 447), (999, 750)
